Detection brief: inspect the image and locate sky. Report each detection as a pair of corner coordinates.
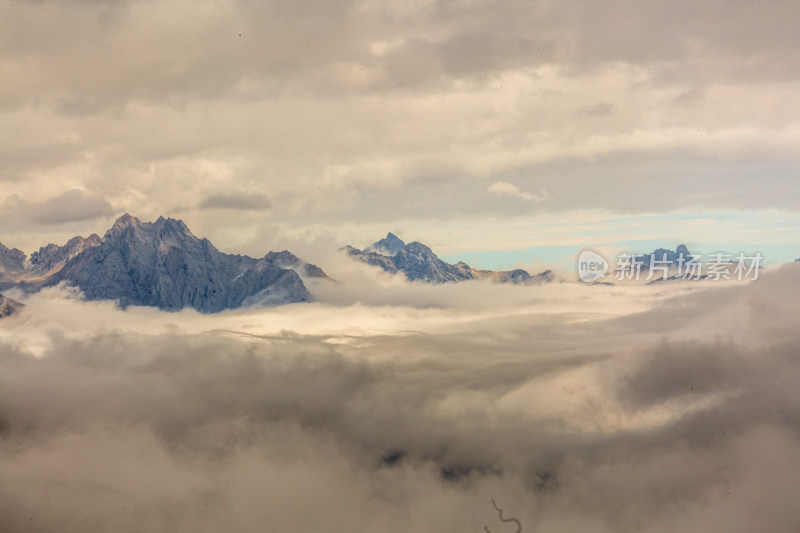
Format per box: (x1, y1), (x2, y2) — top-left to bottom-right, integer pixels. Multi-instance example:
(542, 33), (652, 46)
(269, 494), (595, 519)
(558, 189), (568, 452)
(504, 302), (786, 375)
(2, 0), (800, 268)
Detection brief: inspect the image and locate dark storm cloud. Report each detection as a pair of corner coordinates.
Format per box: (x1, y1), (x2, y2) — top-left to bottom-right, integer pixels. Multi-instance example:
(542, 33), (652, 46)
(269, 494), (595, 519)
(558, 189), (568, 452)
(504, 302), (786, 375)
(198, 192), (272, 211)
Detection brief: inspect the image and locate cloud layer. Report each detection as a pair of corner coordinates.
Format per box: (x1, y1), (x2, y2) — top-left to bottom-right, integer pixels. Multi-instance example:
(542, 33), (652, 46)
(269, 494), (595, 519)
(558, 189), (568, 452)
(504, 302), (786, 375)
(2, 264), (800, 531)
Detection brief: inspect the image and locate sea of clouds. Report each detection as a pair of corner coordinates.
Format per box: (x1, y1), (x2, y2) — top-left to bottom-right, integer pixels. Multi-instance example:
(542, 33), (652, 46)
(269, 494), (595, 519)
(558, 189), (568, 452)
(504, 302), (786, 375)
(2, 261), (800, 532)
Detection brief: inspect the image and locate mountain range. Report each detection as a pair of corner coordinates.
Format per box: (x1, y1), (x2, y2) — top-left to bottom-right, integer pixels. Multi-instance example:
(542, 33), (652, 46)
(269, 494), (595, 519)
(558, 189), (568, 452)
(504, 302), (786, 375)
(344, 233), (556, 285)
(1, 217), (762, 318)
(0, 214), (328, 313)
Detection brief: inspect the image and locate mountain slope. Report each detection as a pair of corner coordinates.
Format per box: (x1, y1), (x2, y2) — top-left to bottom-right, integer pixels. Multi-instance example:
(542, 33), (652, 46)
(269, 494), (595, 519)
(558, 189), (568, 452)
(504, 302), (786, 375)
(345, 233), (555, 285)
(0, 234), (103, 290)
(29, 234), (102, 274)
(391, 242), (476, 282)
(39, 214), (326, 312)
(0, 294), (22, 318)
(0, 243), (26, 278)
(0, 215), (329, 312)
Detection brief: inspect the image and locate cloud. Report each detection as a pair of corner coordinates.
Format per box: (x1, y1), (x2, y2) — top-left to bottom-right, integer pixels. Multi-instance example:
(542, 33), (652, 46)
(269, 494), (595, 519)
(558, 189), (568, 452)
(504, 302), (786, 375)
(1, 0), (800, 250)
(487, 181), (546, 203)
(2, 265), (800, 530)
(1, 189), (113, 226)
(581, 102), (615, 117)
(198, 192), (272, 211)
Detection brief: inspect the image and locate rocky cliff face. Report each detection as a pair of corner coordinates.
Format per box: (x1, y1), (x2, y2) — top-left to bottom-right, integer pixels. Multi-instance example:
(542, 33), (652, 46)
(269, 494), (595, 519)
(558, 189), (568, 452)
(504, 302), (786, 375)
(345, 233), (556, 285)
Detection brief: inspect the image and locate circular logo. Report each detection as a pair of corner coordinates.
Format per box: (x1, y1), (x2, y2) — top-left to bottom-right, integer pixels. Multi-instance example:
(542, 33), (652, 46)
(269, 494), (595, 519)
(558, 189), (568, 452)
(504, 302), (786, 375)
(577, 249), (609, 283)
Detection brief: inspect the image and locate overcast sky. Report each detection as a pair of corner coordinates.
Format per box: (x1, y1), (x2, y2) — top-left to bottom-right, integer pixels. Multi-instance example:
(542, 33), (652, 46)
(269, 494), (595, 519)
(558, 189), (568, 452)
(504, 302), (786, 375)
(2, 0), (799, 266)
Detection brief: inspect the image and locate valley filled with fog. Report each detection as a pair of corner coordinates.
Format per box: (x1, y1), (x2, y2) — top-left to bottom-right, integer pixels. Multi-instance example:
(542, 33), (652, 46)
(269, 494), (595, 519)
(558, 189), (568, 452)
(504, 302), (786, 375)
(2, 261), (799, 533)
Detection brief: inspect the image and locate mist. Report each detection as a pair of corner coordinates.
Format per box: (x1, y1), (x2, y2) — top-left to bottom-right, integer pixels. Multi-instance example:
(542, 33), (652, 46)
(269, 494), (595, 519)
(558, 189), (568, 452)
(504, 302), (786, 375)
(2, 265), (800, 532)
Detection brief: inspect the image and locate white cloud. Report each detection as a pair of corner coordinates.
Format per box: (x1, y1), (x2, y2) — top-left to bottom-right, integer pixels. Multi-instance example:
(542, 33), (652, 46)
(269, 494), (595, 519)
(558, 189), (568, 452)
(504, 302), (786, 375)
(487, 181), (547, 203)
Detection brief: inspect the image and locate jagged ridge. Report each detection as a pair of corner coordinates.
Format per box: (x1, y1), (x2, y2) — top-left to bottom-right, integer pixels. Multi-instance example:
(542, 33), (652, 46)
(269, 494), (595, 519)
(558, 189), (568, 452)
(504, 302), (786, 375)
(0, 214), (329, 313)
(345, 233), (555, 285)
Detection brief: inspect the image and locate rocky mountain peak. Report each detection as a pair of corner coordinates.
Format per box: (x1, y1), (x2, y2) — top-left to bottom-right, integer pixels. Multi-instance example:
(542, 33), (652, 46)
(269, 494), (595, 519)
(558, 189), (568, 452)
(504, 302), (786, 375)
(113, 213), (141, 229)
(366, 232), (407, 256)
(637, 245), (695, 268)
(105, 213), (143, 239)
(41, 216), (327, 312)
(675, 244), (693, 261)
